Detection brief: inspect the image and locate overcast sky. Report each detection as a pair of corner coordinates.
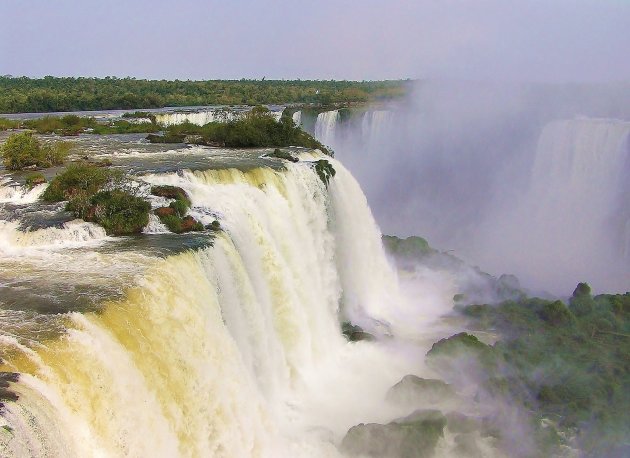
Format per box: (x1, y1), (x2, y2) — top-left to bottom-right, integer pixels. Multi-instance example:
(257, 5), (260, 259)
(1, 0), (629, 82)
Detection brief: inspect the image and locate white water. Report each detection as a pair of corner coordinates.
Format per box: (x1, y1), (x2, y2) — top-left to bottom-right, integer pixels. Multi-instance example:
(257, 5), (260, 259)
(0, 179), (47, 205)
(292, 111), (302, 127)
(155, 108), (284, 127)
(1, 154), (453, 457)
(475, 117), (630, 292)
(360, 110), (394, 146)
(0, 220), (109, 256)
(314, 111), (340, 147)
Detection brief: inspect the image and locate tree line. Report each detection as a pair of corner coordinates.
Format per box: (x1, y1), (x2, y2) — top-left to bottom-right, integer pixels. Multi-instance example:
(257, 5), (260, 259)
(0, 76), (410, 113)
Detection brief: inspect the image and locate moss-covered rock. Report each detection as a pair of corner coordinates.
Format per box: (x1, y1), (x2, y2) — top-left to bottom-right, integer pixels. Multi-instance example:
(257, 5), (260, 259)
(382, 235), (435, 259)
(426, 332), (497, 375)
(341, 409), (446, 458)
(341, 322), (375, 342)
(386, 375), (456, 405)
(150, 185), (191, 205)
(158, 214), (204, 234)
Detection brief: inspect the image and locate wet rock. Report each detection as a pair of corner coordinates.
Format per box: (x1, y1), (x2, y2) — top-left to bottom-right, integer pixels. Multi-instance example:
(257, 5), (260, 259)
(150, 185), (191, 204)
(445, 412), (479, 434)
(341, 322), (375, 342)
(386, 375), (456, 405)
(155, 206), (176, 218)
(341, 409), (446, 458)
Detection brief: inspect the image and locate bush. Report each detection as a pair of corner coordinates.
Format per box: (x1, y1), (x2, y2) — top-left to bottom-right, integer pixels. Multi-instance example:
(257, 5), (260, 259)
(313, 159), (336, 186)
(169, 199), (189, 217)
(42, 163), (119, 203)
(86, 190), (150, 235)
(24, 172), (46, 188)
(1, 132), (70, 170)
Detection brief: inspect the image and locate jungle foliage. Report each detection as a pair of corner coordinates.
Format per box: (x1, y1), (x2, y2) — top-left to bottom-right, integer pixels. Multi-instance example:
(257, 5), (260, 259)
(452, 285), (630, 456)
(0, 76), (409, 114)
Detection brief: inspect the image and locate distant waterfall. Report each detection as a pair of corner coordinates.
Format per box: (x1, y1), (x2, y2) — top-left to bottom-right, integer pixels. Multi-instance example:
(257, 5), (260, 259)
(292, 110), (302, 127)
(314, 111), (340, 147)
(479, 117), (630, 292)
(360, 110), (394, 146)
(154, 108), (284, 127)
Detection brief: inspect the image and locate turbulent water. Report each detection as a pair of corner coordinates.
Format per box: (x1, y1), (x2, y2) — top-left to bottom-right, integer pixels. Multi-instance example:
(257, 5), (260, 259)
(0, 139), (473, 457)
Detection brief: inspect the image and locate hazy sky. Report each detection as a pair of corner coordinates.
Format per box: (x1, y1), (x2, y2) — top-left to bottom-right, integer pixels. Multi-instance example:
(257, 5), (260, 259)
(1, 0), (629, 82)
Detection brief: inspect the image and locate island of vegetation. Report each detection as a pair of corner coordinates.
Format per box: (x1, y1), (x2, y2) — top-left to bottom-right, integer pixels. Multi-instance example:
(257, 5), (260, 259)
(0, 76), (409, 113)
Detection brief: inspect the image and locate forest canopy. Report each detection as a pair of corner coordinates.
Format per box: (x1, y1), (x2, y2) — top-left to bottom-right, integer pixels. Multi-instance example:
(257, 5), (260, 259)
(0, 76), (410, 114)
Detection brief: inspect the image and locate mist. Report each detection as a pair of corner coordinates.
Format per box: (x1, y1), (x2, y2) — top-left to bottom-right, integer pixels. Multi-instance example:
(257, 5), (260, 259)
(333, 80), (630, 294)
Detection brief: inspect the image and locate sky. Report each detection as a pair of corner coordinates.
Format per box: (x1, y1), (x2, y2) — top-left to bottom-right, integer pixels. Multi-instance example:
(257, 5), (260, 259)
(1, 0), (629, 82)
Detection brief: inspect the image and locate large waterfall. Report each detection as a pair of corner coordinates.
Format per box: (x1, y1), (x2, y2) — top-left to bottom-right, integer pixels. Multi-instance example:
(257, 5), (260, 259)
(473, 117), (630, 292)
(0, 153), (429, 457)
(313, 111), (340, 147)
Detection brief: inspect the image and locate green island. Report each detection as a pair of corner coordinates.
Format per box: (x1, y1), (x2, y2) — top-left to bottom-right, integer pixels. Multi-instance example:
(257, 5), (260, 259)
(0, 76), (409, 113)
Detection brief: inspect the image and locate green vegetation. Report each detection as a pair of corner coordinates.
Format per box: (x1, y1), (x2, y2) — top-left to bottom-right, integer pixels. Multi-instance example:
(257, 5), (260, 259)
(446, 285), (630, 455)
(153, 106), (332, 154)
(0, 76), (409, 113)
(0, 118), (20, 130)
(342, 410), (446, 458)
(24, 172), (46, 188)
(313, 159), (336, 185)
(1, 132), (71, 170)
(42, 163), (119, 203)
(84, 190), (151, 235)
(150, 185), (204, 234)
(382, 235), (435, 259)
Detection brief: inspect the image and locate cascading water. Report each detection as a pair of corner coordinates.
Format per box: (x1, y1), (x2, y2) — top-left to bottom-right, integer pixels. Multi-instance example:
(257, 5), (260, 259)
(475, 117), (630, 292)
(292, 111), (302, 127)
(0, 152), (438, 457)
(155, 108), (284, 127)
(360, 110), (394, 147)
(314, 111), (340, 148)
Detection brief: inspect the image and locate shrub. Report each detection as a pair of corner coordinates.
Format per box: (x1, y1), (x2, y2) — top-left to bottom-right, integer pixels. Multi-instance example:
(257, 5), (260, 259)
(169, 199), (189, 217)
(87, 190), (150, 235)
(24, 172), (46, 188)
(1, 132), (70, 170)
(42, 163), (119, 203)
(313, 159), (336, 186)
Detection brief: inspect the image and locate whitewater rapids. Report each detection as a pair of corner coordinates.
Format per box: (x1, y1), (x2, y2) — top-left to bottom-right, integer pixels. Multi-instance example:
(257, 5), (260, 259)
(0, 153), (457, 457)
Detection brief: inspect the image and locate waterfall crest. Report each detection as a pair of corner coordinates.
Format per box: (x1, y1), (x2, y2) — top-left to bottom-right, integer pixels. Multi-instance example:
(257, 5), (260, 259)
(0, 154), (408, 457)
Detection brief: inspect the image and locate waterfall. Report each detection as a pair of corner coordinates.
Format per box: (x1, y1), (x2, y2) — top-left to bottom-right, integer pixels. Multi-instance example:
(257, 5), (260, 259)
(314, 111), (340, 147)
(360, 110), (394, 146)
(292, 111), (302, 127)
(154, 108), (284, 127)
(0, 154), (413, 457)
(477, 117), (630, 292)
(154, 110), (240, 127)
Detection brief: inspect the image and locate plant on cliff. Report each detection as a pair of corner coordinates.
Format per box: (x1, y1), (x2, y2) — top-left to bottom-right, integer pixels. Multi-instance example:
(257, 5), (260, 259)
(313, 159), (336, 186)
(1, 132), (72, 170)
